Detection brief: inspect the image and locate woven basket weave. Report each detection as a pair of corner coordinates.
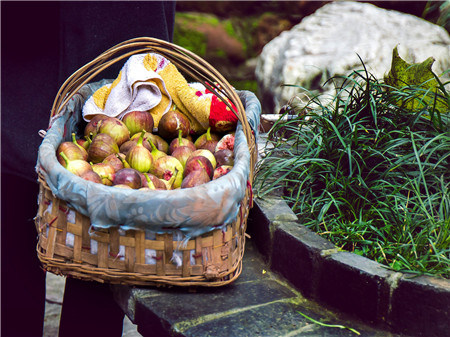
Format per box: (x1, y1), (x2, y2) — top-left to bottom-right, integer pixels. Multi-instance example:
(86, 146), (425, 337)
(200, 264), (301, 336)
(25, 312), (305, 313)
(35, 37), (257, 287)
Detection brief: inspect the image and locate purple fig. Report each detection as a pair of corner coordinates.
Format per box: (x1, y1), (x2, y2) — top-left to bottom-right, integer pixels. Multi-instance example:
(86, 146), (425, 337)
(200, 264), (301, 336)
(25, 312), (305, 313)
(113, 168), (142, 189)
(214, 149), (234, 167)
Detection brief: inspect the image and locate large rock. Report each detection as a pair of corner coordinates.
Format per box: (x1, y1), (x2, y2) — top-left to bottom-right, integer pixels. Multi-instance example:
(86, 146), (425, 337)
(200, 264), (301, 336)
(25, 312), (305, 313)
(256, 1), (450, 114)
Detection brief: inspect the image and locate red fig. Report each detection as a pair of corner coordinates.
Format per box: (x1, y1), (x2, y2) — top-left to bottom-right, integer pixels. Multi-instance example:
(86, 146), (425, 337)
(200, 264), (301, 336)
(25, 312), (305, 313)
(147, 138), (167, 161)
(131, 132), (169, 153)
(88, 133), (119, 164)
(152, 156), (183, 189)
(157, 109), (191, 141)
(56, 134), (88, 165)
(80, 170), (102, 184)
(91, 162), (116, 186)
(171, 146), (194, 168)
(169, 129), (196, 154)
(184, 156), (214, 179)
(181, 170), (211, 189)
(122, 110), (154, 136)
(59, 152), (92, 177)
(84, 114), (109, 138)
(102, 154), (124, 172)
(119, 140), (138, 156)
(97, 116), (130, 146)
(194, 127), (219, 153)
(143, 173), (167, 190)
(188, 149), (217, 169)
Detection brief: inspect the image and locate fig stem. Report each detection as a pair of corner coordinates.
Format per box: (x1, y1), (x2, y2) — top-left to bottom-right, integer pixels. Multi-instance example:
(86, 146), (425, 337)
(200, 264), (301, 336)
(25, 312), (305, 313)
(143, 173), (156, 190)
(137, 130), (145, 146)
(178, 129), (183, 145)
(59, 152), (69, 166)
(72, 133), (85, 152)
(206, 127), (212, 141)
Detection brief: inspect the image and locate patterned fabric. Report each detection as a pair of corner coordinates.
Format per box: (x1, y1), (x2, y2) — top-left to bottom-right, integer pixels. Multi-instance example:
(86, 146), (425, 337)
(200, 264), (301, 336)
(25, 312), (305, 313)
(36, 80), (261, 240)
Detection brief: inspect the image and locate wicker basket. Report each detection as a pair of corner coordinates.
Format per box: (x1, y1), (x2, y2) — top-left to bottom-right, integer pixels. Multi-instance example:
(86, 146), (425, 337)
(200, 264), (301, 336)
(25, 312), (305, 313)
(35, 37), (258, 287)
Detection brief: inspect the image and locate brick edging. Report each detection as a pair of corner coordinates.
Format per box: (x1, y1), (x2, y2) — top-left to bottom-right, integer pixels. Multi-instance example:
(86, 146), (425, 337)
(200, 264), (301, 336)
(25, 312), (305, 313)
(247, 196), (450, 337)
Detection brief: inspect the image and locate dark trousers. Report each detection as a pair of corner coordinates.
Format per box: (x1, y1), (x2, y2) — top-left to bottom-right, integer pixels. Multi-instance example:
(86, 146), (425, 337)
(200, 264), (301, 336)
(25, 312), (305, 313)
(1, 174), (46, 337)
(58, 278), (125, 337)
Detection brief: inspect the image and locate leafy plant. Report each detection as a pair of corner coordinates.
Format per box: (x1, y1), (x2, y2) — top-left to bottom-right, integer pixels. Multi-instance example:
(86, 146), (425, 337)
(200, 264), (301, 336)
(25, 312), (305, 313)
(255, 53), (450, 278)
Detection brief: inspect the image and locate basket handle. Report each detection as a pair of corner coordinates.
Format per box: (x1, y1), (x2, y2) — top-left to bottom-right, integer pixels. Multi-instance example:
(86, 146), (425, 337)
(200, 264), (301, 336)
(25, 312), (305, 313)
(50, 37), (253, 145)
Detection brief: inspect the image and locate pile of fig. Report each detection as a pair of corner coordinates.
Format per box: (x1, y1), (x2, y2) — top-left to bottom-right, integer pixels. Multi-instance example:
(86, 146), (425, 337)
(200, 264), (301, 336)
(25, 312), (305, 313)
(56, 109), (235, 190)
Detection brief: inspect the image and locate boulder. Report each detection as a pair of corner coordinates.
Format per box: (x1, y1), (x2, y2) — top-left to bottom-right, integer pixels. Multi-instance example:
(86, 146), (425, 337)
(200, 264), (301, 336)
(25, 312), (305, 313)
(256, 1), (450, 114)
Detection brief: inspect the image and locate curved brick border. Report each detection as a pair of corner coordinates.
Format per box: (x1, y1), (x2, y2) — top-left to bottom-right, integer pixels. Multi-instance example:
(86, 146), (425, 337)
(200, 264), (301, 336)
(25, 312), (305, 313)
(246, 196), (450, 337)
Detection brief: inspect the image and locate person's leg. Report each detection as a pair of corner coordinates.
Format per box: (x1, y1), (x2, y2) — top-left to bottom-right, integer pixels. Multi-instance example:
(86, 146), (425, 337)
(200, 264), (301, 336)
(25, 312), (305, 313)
(58, 277), (125, 337)
(1, 174), (46, 337)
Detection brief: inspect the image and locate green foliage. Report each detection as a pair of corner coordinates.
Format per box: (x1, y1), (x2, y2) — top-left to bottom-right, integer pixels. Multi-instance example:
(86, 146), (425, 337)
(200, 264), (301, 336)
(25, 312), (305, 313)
(255, 55), (450, 278)
(384, 46), (449, 115)
(173, 27), (207, 57)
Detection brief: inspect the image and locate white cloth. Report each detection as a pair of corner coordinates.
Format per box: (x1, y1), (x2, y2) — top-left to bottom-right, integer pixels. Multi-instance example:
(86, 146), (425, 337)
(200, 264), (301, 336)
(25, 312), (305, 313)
(82, 53), (172, 121)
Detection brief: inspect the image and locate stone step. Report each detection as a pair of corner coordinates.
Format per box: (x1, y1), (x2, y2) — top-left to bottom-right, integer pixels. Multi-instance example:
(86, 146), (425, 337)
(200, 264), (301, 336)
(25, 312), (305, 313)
(112, 242), (397, 337)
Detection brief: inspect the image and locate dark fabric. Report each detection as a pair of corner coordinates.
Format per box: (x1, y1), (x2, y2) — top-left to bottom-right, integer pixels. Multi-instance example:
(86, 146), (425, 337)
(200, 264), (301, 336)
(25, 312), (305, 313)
(58, 278), (125, 337)
(1, 174), (46, 337)
(1, 1), (175, 336)
(1, 1), (176, 183)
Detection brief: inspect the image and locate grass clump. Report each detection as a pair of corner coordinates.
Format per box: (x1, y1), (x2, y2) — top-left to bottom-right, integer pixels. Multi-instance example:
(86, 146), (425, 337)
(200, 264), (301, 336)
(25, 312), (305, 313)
(255, 60), (450, 278)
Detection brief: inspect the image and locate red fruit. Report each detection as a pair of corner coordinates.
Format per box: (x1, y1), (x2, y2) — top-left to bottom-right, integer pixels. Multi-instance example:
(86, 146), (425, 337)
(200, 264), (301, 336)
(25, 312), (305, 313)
(88, 133), (119, 164)
(84, 114), (109, 138)
(59, 152), (92, 177)
(171, 146), (194, 168)
(215, 133), (235, 152)
(213, 165), (233, 180)
(157, 109), (191, 141)
(80, 170), (102, 184)
(181, 170), (210, 189)
(184, 156), (214, 179)
(122, 110), (154, 136)
(195, 127), (219, 153)
(91, 162), (116, 186)
(97, 116), (130, 146)
(169, 129), (196, 154)
(102, 154), (124, 172)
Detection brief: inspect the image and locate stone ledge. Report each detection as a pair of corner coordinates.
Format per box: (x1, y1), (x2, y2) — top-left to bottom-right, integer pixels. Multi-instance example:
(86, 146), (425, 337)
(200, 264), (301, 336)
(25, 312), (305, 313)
(247, 196), (450, 337)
